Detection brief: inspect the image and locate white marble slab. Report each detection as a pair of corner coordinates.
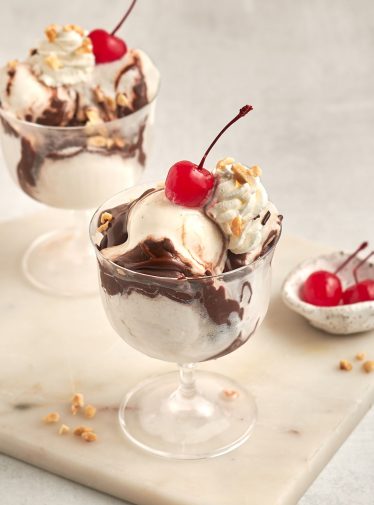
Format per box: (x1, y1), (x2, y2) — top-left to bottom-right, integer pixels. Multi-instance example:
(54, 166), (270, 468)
(0, 210), (373, 505)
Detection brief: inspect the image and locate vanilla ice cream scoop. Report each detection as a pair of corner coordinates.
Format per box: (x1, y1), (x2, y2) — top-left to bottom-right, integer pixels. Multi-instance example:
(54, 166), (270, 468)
(101, 187), (226, 277)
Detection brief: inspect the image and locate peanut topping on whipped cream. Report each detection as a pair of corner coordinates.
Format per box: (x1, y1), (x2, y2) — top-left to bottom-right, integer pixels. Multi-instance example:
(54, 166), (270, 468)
(206, 157), (271, 255)
(29, 24), (94, 86)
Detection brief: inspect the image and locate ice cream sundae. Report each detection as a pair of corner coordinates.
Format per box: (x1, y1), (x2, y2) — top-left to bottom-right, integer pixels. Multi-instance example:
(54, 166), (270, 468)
(92, 106), (282, 362)
(0, 1), (159, 209)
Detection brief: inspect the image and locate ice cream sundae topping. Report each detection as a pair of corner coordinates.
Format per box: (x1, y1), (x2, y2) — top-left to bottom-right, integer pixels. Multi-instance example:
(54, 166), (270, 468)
(29, 24), (94, 86)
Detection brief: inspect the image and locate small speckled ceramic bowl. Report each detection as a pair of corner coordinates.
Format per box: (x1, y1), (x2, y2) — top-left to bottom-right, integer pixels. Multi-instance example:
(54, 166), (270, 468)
(282, 251), (374, 335)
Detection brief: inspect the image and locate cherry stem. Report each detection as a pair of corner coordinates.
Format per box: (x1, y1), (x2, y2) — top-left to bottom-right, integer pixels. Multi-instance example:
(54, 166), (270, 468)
(353, 251), (374, 283)
(197, 105), (253, 170)
(111, 0), (137, 36)
(334, 241), (368, 275)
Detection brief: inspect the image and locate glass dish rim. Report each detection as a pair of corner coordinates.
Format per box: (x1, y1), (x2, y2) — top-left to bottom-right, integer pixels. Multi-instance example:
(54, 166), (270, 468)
(0, 76), (160, 132)
(89, 183), (282, 283)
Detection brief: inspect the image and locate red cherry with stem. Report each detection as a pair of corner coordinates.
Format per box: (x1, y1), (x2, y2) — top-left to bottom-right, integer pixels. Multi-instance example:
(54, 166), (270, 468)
(89, 0), (137, 64)
(301, 241), (368, 307)
(165, 105), (253, 207)
(342, 251), (374, 304)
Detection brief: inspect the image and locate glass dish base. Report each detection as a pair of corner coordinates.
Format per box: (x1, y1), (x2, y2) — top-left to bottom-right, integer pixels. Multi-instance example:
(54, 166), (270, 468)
(118, 370), (257, 460)
(22, 227), (97, 297)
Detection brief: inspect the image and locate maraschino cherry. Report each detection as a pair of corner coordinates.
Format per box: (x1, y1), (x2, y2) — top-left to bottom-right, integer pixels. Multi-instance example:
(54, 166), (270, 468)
(89, 0), (137, 63)
(342, 251), (374, 304)
(165, 105), (253, 208)
(301, 241), (368, 307)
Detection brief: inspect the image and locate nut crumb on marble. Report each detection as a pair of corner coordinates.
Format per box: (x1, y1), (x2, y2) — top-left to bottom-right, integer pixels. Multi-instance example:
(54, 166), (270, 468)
(81, 431), (97, 442)
(356, 352), (366, 361)
(363, 361), (374, 373)
(58, 424), (70, 435)
(84, 405), (97, 419)
(71, 393), (84, 415)
(339, 359), (353, 371)
(73, 425), (93, 436)
(43, 412), (60, 424)
(222, 389), (239, 400)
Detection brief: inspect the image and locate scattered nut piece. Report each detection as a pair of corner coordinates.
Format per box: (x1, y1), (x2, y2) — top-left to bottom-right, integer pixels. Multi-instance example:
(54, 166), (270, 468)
(216, 157), (235, 170)
(100, 212), (113, 225)
(356, 352), (366, 361)
(114, 137), (126, 149)
(44, 54), (62, 70)
(222, 389), (239, 400)
(45, 24), (58, 42)
(106, 138), (115, 149)
(43, 412), (60, 424)
(249, 165), (262, 177)
(230, 216), (242, 237)
(73, 425), (93, 436)
(116, 93), (130, 108)
(87, 135), (108, 148)
(81, 431), (97, 442)
(232, 163), (254, 185)
(363, 361), (374, 373)
(339, 359), (353, 371)
(84, 405), (97, 419)
(105, 96), (116, 112)
(97, 221), (110, 233)
(64, 24), (84, 36)
(86, 108), (103, 125)
(76, 38), (93, 55)
(93, 86), (105, 103)
(7, 60), (19, 71)
(71, 393), (84, 415)
(58, 424), (70, 435)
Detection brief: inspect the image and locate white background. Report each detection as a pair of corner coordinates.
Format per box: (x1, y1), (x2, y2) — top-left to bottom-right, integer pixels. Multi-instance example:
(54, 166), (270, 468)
(0, 0), (373, 504)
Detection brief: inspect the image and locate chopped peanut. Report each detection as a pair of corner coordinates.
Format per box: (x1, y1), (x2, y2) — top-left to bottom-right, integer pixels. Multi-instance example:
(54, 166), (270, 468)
(63, 24), (84, 36)
(43, 412), (60, 424)
(45, 24), (58, 42)
(73, 425), (93, 436)
(339, 359), (353, 371)
(356, 352), (366, 361)
(87, 136), (108, 148)
(81, 431), (97, 442)
(232, 163), (254, 185)
(58, 424), (70, 435)
(363, 361), (374, 373)
(230, 216), (242, 237)
(100, 212), (113, 225)
(116, 93), (130, 108)
(84, 405), (97, 419)
(71, 393), (84, 415)
(44, 54), (62, 70)
(249, 165), (262, 177)
(216, 157), (235, 170)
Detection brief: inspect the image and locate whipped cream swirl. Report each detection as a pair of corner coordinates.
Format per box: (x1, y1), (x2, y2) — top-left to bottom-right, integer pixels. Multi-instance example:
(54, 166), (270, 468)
(28, 24), (94, 87)
(206, 158), (269, 254)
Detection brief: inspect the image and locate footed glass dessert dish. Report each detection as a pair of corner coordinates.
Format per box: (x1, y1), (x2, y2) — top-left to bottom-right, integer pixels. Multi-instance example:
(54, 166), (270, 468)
(0, 17), (159, 296)
(90, 184), (280, 459)
(0, 104), (156, 296)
